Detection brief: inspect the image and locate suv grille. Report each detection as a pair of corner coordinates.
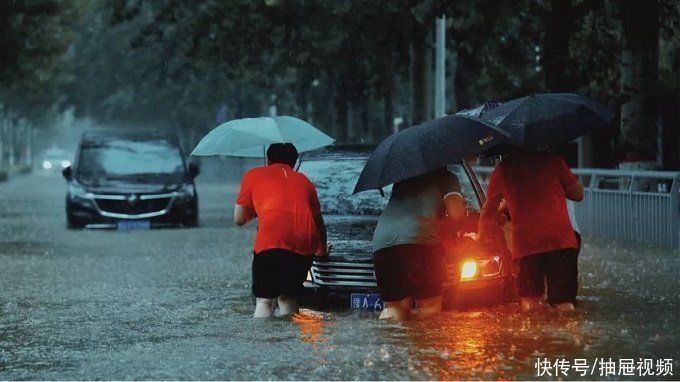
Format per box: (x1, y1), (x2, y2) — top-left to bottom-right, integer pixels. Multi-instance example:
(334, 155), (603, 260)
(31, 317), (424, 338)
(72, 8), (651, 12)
(311, 260), (461, 289)
(95, 197), (171, 215)
(311, 260), (377, 287)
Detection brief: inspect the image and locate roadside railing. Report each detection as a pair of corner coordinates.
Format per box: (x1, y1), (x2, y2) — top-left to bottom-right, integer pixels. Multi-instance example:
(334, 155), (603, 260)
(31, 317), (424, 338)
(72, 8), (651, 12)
(473, 166), (680, 249)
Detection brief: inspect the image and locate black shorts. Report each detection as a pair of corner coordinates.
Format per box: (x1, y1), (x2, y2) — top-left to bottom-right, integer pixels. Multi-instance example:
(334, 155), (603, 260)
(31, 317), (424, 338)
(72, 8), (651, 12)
(517, 247), (579, 305)
(252, 249), (313, 298)
(373, 244), (445, 302)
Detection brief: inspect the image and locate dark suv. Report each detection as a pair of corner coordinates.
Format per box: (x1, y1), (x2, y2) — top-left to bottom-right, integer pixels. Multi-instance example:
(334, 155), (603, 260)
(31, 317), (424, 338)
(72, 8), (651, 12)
(298, 147), (513, 310)
(62, 131), (199, 229)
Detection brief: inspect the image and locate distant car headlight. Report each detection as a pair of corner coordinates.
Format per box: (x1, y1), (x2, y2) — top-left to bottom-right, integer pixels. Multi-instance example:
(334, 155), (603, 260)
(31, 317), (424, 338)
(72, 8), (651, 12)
(68, 184), (94, 200)
(42, 161), (52, 169)
(61, 160), (71, 168)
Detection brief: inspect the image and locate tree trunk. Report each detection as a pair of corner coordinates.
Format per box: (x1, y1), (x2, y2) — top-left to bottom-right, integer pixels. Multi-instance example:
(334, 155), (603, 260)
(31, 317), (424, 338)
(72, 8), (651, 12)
(383, 76), (394, 139)
(411, 27), (432, 125)
(0, 118), (5, 168)
(543, 0), (576, 92)
(296, 81), (310, 121)
(361, 96), (369, 143)
(333, 81), (348, 143)
(619, 0), (659, 168)
(447, 42), (458, 113)
(346, 100), (358, 143)
(8, 126), (15, 167)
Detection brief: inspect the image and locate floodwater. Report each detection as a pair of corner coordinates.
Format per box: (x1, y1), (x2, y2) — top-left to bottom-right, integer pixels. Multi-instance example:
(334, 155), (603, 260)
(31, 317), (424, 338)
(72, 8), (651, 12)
(0, 172), (678, 380)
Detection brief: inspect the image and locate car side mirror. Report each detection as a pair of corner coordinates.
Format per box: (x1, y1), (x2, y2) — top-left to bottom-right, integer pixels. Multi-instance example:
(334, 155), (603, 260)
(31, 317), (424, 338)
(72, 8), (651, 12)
(62, 165), (72, 181)
(188, 162), (200, 178)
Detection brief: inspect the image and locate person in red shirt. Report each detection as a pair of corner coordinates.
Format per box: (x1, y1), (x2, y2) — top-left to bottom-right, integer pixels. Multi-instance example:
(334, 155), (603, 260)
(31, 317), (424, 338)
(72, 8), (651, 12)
(234, 143), (329, 318)
(478, 149), (584, 312)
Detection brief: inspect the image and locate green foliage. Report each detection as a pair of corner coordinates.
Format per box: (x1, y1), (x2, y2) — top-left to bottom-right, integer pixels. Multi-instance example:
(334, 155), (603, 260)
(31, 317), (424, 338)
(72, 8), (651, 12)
(0, 0), (82, 118)
(0, 0), (678, 148)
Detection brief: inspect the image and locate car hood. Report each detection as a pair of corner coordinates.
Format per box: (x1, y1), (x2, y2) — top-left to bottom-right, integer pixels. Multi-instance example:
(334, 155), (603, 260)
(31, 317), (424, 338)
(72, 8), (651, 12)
(325, 215), (377, 262)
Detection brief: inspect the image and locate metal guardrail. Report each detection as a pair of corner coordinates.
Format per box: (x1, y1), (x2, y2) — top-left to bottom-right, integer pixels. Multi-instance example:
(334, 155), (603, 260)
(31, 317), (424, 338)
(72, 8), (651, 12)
(473, 166), (680, 249)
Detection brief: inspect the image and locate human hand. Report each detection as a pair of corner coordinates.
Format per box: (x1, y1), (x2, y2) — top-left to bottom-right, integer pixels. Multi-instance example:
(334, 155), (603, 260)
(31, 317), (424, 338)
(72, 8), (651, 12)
(315, 242), (333, 258)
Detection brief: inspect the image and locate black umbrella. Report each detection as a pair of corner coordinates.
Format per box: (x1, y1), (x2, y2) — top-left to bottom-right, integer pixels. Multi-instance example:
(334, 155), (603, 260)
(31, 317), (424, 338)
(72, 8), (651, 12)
(353, 115), (510, 194)
(467, 93), (613, 149)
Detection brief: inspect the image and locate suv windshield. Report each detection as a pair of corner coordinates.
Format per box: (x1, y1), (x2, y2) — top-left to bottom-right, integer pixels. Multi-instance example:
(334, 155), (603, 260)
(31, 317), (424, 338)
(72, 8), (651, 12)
(44, 149), (66, 160)
(76, 138), (185, 184)
(300, 158), (482, 216)
(299, 158), (391, 216)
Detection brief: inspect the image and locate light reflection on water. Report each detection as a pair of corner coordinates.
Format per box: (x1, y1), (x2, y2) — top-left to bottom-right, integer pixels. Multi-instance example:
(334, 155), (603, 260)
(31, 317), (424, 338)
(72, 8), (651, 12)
(277, 295), (677, 381)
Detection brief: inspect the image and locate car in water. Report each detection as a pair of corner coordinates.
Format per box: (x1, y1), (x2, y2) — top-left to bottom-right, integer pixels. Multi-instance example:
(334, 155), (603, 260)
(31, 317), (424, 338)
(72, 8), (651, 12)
(298, 147), (513, 311)
(62, 131), (199, 229)
(40, 147), (72, 172)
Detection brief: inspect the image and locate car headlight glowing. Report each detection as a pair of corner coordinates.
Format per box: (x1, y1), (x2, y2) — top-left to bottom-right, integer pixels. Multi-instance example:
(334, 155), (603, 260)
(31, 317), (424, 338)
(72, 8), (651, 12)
(460, 256), (503, 281)
(61, 160), (71, 168)
(42, 161), (52, 169)
(460, 260), (478, 280)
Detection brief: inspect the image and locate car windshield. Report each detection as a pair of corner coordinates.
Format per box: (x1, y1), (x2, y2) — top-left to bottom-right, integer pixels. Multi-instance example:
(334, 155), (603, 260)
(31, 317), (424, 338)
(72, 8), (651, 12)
(299, 158), (391, 216)
(76, 138), (185, 184)
(44, 149), (66, 160)
(300, 158), (482, 216)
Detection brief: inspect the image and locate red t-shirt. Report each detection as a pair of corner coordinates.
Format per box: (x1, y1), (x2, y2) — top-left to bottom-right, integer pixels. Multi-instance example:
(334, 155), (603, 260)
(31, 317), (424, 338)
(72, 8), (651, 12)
(236, 163), (322, 255)
(480, 152), (579, 259)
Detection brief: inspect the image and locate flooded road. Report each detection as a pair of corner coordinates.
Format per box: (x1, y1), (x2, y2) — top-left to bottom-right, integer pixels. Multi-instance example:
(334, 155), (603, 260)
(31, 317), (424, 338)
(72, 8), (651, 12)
(0, 173), (678, 380)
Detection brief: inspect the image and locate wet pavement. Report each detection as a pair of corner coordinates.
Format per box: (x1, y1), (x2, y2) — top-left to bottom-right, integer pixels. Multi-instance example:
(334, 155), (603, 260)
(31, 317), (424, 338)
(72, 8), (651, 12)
(0, 173), (679, 380)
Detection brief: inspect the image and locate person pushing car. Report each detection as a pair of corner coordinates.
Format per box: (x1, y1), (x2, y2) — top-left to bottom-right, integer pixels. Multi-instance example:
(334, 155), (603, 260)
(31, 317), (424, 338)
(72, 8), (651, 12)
(478, 149), (584, 312)
(234, 143), (329, 318)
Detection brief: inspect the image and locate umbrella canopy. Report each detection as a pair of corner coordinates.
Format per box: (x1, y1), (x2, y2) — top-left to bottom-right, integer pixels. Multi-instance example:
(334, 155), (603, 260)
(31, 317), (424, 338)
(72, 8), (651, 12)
(353, 115), (510, 194)
(466, 93), (612, 149)
(456, 100), (502, 118)
(190, 116), (334, 157)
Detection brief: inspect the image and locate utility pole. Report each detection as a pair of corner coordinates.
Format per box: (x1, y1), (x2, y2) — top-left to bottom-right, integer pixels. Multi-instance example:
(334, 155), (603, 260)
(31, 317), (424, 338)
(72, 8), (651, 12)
(434, 15), (446, 118)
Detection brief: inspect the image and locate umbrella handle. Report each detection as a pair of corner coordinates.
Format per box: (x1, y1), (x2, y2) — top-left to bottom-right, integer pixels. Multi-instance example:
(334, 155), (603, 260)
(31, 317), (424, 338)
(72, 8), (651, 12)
(295, 152), (304, 171)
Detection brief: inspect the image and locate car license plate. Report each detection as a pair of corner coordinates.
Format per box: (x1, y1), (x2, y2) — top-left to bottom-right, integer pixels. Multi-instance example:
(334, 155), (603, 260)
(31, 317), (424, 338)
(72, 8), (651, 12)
(350, 293), (384, 312)
(117, 220), (150, 231)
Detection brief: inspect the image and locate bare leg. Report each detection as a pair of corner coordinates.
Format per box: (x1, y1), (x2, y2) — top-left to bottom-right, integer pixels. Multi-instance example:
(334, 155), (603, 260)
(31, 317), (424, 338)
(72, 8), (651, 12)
(554, 302), (575, 311)
(413, 295), (442, 318)
(379, 297), (413, 320)
(520, 297), (541, 312)
(277, 295), (299, 316)
(254, 297), (276, 318)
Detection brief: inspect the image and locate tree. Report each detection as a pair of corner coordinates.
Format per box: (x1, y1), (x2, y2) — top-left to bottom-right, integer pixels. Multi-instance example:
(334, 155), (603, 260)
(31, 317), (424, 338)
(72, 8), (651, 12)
(618, 0), (659, 168)
(0, 0), (80, 117)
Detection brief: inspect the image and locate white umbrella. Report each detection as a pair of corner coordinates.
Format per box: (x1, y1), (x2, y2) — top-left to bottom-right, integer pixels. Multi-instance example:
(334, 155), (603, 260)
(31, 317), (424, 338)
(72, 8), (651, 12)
(190, 116), (334, 157)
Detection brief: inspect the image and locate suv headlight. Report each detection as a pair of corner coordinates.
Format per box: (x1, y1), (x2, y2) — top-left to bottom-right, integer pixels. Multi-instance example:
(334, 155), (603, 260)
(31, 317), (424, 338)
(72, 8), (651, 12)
(177, 183), (195, 199)
(460, 256), (502, 281)
(460, 260), (478, 280)
(68, 184), (94, 200)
